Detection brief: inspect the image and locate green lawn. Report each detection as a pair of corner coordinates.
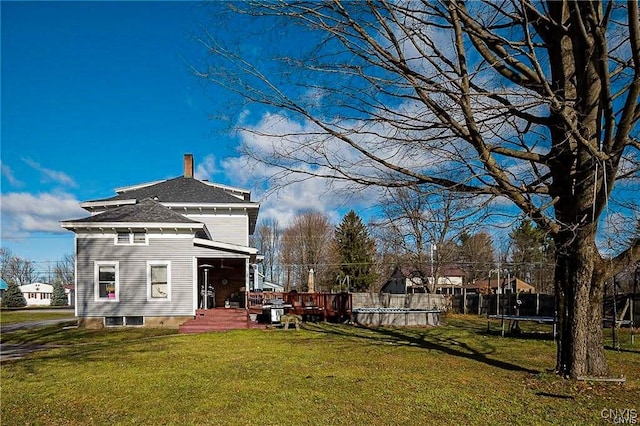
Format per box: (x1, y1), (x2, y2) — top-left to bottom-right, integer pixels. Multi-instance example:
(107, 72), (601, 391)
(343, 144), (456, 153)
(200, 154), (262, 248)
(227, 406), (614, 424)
(1, 314), (638, 425)
(1, 308), (76, 325)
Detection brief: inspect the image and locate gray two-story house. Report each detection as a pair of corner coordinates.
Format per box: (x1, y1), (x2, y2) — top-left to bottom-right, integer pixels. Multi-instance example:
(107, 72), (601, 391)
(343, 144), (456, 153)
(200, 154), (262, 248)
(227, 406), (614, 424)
(61, 154), (260, 329)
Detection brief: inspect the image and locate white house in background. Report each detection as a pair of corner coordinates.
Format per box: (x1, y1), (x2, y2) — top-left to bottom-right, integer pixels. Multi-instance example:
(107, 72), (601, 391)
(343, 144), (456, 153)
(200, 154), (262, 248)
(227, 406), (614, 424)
(381, 265), (467, 294)
(19, 282), (72, 306)
(20, 282), (54, 306)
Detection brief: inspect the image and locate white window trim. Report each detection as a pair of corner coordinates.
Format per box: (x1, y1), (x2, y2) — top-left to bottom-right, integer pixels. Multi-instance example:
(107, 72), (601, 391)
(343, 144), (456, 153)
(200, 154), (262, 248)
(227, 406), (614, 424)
(147, 261), (171, 301)
(114, 232), (148, 246)
(95, 261), (119, 302)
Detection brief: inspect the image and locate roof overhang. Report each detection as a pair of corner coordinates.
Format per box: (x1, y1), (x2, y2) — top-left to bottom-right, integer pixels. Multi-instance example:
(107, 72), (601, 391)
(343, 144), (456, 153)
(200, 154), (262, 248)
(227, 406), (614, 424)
(61, 222), (206, 232)
(193, 238), (258, 257)
(162, 202), (260, 210)
(114, 180), (166, 194)
(80, 199), (137, 211)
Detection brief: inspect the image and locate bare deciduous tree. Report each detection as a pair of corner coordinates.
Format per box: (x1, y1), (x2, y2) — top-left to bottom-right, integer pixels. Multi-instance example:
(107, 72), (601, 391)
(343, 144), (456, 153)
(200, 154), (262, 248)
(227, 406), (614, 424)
(279, 212), (337, 291)
(54, 253), (75, 285)
(0, 247), (38, 285)
(197, 1), (640, 378)
(253, 218), (282, 285)
(374, 186), (486, 292)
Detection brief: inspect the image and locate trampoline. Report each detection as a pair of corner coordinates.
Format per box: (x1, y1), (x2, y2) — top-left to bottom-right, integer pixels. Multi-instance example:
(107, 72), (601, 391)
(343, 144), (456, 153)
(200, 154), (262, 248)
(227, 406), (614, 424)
(488, 314), (557, 338)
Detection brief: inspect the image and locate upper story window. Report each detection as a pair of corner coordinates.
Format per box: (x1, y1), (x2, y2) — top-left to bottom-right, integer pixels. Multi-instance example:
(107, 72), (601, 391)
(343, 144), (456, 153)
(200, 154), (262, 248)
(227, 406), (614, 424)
(115, 232), (147, 245)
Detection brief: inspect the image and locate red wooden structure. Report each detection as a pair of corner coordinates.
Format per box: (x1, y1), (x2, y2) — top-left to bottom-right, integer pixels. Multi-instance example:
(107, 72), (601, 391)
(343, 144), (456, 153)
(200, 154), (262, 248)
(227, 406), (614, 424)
(248, 291), (352, 323)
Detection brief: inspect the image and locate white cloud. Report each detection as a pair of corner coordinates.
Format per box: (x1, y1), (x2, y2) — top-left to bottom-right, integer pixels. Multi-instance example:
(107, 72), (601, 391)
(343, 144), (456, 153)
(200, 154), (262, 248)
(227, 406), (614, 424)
(1, 161), (23, 187)
(221, 148), (382, 228)
(23, 158), (77, 187)
(194, 154), (219, 180)
(0, 192), (86, 237)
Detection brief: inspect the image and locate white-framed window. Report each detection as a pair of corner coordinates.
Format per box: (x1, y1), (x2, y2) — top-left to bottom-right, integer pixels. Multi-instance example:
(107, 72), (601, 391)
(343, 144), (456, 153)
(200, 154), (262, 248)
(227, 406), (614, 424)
(115, 232), (148, 245)
(95, 261), (119, 301)
(147, 261), (171, 301)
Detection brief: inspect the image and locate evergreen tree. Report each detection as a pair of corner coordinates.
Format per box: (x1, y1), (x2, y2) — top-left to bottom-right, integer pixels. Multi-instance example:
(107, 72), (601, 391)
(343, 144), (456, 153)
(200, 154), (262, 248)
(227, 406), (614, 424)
(335, 210), (377, 292)
(1, 281), (26, 308)
(457, 231), (496, 283)
(50, 281), (68, 307)
(509, 219), (555, 293)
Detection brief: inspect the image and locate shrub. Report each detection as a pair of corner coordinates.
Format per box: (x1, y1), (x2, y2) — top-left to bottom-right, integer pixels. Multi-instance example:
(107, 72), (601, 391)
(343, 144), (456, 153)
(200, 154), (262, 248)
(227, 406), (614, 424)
(50, 282), (68, 307)
(1, 282), (26, 308)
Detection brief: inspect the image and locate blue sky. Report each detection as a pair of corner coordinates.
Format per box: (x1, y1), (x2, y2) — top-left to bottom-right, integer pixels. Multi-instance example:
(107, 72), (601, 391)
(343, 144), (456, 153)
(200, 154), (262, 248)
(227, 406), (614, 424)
(1, 1), (269, 265)
(4, 1), (634, 276)
(2, 1), (376, 274)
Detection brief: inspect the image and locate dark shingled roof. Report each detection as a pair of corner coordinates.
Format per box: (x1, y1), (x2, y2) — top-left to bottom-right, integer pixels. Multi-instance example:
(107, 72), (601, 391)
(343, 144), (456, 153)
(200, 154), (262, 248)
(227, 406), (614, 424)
(64, 198), (202, 224)
(92, 177), (247, 204)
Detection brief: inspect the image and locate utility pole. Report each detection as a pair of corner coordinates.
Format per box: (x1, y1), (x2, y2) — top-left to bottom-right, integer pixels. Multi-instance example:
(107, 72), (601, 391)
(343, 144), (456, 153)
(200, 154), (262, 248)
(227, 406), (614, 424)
(430, 243), (437, 291)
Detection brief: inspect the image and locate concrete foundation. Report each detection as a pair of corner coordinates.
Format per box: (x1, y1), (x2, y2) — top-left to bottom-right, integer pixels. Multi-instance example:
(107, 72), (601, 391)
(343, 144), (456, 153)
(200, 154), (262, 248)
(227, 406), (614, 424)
(78, 316), (192, 329)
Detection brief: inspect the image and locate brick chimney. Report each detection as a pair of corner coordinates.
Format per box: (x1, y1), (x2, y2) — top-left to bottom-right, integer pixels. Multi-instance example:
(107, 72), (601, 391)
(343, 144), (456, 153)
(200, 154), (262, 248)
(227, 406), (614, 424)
(184, 153), (194, 178)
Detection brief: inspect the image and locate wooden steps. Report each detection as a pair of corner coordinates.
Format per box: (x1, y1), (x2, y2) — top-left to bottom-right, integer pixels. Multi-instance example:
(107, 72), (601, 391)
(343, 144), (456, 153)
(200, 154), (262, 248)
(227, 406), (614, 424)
(179, 308), (265, 334)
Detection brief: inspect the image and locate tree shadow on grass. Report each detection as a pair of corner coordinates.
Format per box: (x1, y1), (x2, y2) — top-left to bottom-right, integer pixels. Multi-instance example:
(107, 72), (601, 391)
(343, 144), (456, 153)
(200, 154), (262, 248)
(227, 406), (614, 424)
(1, 323), (178, 367)
(305, 323), (540, 375)
(1, 322), (78, 345)
(482, 328), (556, 341)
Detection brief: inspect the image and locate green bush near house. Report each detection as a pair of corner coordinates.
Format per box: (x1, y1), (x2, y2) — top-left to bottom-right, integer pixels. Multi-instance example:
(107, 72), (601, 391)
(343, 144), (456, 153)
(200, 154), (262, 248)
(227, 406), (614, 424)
(1, 314), (638, 425)
(0, 282), (26, 308)
(50, 282), (68, 307)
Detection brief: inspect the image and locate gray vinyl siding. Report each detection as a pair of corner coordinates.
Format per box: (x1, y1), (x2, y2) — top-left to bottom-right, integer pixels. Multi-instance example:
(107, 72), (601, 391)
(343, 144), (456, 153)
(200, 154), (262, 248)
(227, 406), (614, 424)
(188, 214), (248, 245)
(76, 235), (196, 318)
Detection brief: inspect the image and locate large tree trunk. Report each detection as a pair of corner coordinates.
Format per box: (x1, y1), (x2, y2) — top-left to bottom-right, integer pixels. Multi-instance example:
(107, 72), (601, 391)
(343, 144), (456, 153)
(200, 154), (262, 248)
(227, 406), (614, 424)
(554, 229), (609, 378)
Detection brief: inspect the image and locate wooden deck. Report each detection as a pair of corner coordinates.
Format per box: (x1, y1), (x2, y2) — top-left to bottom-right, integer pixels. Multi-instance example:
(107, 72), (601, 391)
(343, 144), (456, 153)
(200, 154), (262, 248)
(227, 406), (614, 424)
(179, 292), (352, 333)
(248, 291), (352, 323)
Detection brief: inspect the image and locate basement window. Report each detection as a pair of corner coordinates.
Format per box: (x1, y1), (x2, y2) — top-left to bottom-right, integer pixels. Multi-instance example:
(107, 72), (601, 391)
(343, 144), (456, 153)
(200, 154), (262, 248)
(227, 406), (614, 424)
(125, 316), (144, 326)
(104, 316), (124, 327)
(104, 316), (144, 327)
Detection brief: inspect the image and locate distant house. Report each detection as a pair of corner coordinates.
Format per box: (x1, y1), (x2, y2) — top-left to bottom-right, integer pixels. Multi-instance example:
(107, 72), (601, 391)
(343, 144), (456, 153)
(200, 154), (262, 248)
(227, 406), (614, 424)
(464, 277), (535, 294)
(381, 266), (421, 294)
(64, 284), (75, 306)
(20, 282), (54, 306)
(19, 282), (73, 307)
(61, 154), (260, 329)
(380, 265), (466, 294)
(434, 266), (466, 295)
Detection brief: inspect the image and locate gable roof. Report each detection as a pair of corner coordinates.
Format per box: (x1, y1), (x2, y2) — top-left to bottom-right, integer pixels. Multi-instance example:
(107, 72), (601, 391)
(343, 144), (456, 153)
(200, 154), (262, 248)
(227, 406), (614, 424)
(392, 264), (466, 279)
(84, 177), (247, 206)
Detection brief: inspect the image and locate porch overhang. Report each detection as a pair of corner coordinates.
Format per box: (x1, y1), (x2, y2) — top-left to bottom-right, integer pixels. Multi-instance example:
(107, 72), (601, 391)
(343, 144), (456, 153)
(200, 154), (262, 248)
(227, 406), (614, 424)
(193, 238), (258, 260)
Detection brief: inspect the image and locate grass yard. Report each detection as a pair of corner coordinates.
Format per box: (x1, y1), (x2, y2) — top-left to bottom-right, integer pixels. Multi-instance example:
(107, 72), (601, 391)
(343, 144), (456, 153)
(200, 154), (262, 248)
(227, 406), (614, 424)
(1, 308), (76, 325)
(1, 314), (638, 425)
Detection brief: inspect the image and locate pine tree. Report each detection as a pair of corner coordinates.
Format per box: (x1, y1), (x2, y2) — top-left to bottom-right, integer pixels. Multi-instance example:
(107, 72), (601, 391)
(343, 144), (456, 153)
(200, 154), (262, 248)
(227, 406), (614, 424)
(335, 210), (377, 292)
(50, 281), (68, 307)
(1, 281), (27, 308)
(509, 219), (555, 293)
